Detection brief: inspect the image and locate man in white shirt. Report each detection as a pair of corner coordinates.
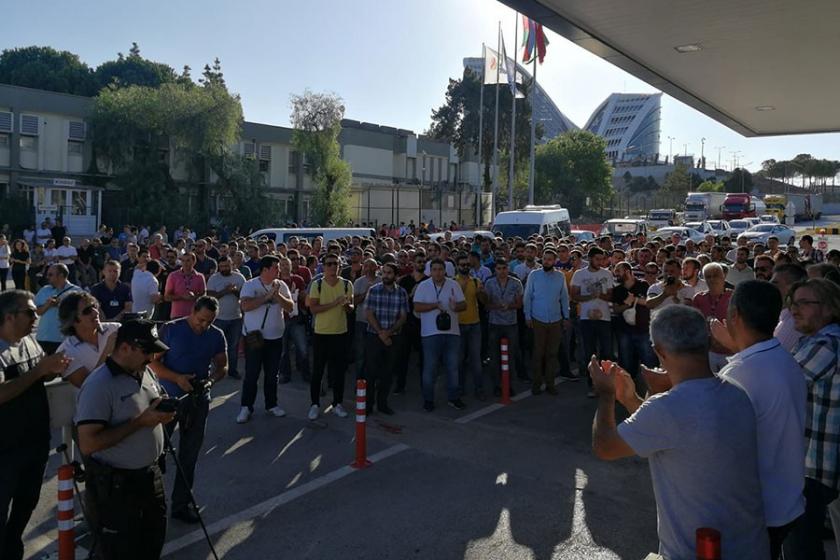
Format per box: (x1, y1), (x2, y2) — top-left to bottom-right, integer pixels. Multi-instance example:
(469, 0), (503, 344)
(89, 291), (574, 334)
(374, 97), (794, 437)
(57, 292), (120, 388)
(36, 222), (52, 246)
(720, 280), (807, 559)
(647, 259), (699, 316)
(726, 246), (755, 287)
(206, 256), (246, 380)
(55, 237), (78, 283)
(131, 255), (161, 317)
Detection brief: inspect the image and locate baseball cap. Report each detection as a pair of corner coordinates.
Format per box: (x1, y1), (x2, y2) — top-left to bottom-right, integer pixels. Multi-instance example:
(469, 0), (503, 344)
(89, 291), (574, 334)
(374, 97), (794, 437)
(116, 319), (169, 353)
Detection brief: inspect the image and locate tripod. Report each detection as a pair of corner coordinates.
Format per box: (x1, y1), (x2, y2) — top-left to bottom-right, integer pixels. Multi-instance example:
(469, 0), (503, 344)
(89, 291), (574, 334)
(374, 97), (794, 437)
(163, 429), (220, 560)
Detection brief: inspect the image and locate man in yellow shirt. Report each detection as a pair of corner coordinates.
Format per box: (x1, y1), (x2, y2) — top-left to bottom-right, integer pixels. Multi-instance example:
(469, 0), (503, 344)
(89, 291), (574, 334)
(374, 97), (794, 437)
(306, 255), (354, 420)
(455, 253), (487, 400)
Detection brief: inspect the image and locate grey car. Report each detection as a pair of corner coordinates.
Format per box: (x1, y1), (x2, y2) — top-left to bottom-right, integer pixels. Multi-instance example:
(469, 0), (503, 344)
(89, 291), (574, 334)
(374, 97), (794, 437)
(738, 224), (796, 245)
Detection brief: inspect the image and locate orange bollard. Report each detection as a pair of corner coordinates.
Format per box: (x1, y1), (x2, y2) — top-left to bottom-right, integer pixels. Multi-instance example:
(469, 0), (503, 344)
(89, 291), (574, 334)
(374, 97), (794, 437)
(500, 337), (512, 405)
(351, 379), (372, 469)
(696, 527), (721, 560)
(57, 464), (75, 560)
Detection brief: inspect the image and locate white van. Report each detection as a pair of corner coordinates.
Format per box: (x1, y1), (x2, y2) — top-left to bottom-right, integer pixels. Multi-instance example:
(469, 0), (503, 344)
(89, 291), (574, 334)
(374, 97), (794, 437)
(428, 230), (495, 242)
(249, 228), (375, 244)
(492, 205), (571, 239)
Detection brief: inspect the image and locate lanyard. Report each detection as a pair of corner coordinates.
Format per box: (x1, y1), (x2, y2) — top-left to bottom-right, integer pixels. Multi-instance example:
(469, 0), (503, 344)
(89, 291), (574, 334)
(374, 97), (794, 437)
(433, 281), (447, 302)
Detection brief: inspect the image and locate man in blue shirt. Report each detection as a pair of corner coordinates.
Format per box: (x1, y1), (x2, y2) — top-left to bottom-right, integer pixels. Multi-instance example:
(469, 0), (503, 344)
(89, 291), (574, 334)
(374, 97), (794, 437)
(523, 248), (571, 394)
(34, 264), (82, 354)
(149, 296), (227, 524)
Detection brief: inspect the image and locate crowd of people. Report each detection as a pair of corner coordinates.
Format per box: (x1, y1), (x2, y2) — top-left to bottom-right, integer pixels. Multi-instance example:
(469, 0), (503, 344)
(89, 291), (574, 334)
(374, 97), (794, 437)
(0, 218), (839, 559)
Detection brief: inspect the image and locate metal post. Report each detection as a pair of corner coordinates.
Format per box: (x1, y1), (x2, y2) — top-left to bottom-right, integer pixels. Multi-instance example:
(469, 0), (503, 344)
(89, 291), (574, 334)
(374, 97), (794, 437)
(508, 14), (519, 211)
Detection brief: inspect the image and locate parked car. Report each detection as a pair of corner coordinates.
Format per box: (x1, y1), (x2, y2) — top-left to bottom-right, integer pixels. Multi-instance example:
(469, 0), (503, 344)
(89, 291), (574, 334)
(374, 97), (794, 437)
(570, 230), (597, 243)
(738, 224), (796, 245)
(653, 226), (706, 244)
(684, 221), (715, 236)
(727, 219), (753, 239)
(706, 220), (732, 238)
(599, 219), (648, 239)
(759, 214), (780, 224)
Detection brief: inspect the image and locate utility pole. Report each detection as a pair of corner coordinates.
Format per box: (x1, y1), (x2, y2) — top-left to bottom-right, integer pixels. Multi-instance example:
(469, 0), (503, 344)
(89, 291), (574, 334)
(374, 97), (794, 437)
(714, 146), (725, 170)
(700, 137), (705, 168)
(667, 136), (675, 162)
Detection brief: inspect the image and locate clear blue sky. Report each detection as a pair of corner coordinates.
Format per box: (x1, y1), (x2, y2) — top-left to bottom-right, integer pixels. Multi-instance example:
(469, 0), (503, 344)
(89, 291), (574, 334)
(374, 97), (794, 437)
(6, 0), (840, 172)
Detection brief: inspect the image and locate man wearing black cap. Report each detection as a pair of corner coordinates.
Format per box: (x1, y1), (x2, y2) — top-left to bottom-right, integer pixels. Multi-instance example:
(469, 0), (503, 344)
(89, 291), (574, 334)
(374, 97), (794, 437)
(75, 319), (176, 560)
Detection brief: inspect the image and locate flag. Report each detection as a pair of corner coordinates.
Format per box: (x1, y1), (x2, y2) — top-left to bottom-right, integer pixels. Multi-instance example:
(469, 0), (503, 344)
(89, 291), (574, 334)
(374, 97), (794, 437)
(521, 16), (548, 64)
(500, 33), (515, 95)
(482, 45), (511, 86)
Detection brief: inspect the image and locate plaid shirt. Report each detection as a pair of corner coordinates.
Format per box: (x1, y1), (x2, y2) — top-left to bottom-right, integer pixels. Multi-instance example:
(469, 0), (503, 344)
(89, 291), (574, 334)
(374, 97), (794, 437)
(365, 282), (409, 334)
(794, 323), (840, 490)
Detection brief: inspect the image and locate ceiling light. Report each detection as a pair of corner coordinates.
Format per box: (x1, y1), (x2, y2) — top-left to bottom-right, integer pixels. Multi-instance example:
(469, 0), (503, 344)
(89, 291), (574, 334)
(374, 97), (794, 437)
(674, 44), (702, 53)
(755, 105), (776, 111)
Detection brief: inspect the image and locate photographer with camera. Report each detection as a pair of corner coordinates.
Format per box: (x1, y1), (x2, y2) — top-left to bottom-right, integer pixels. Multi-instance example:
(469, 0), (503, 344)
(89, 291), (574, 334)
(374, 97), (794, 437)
(74, 319), (175, 560)
(149, 296), (227, 524)
(413, 258), (467, 412)
(646, 259), (696, 316)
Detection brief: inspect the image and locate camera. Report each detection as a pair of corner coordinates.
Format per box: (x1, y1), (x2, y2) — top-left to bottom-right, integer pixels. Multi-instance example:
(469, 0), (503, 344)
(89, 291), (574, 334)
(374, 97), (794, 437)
(157, 397), (182, 413)
(190, 377), (213, 395)
(436, 311), (452, 331)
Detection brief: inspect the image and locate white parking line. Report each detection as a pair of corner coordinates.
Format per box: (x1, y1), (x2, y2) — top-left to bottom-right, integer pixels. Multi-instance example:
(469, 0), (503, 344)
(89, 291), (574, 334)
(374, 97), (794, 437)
(161, 443), (410, 557)
(454, 375), (567, 424)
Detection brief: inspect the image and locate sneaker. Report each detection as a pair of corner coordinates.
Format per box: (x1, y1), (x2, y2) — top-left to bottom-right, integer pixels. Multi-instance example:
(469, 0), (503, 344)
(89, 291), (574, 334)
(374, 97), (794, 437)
(236, 407), (251, 424)
(586, 390), (596, 398)
(308, 404), (320, 420)
(448, 399), (466, 411)
(267, 406), (286, 418)
(423, 400), (434, 412)
(332, 404), (348, 418)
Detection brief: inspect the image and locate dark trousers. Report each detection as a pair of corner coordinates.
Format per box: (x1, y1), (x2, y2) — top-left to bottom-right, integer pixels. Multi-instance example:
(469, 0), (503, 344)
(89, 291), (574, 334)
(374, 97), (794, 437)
(11, 267), (26, 290)
(397, 321), (423, 392)
(767, 517), (797, 560)
(0, 446), (48, 560)
(241, 337), (283, 411)
(0, 268), (8, 291)
(165, 397), (209, 513)
(37, 340), (60, 355)
(85, 462), (167, 560)
(531, 320), (563, 389)
(580, 320), (614, 387)
(783, 477), (839, 560)
(311, 333), (347, 406)
(617, 329), (655, 378)
(364, 333), (402, 410)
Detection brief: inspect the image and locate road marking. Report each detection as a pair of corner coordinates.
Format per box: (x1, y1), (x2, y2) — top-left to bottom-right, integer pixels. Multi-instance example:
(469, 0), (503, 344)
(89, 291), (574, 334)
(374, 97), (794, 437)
(161, 443), (410, 557)
(454, 376), (564, 424)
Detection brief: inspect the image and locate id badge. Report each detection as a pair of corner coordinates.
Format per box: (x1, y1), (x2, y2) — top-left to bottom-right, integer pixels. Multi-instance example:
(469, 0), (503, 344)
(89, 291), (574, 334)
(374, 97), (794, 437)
(110, 299), (119, 308)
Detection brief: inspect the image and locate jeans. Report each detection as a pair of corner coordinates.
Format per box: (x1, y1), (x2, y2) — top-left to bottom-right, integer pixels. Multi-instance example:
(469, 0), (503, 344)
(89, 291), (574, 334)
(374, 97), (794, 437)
(241, 337), (283, 411)
(488, 323), (519, 388)
(459, 323), (483, 394)
(280, 318), (310, 381)
(165, 396), (209, 512)
(617, 330), (655, 378)
(0, 446), (48, 560)
(214, 318), (242, 378)
(530, 320), (563, 389)
(421, 334), (460, 402)
(364, 333), (402, 410)
(783, 477), (839, 560)
(580, 320), (614, 387)
(311, 333), (348, 406)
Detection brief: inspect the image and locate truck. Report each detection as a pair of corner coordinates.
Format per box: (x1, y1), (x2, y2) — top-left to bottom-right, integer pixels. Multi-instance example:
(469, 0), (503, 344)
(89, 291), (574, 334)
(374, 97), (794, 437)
(720, 193), (766, 220)
(645, 209), (677, 231)
(683, 192), (727, 221)
(764, 193), (823, 222)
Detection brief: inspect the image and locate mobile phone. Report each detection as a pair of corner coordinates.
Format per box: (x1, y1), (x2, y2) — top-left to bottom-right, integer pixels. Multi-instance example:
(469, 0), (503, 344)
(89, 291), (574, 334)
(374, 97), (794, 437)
(156, 397), (181, 413)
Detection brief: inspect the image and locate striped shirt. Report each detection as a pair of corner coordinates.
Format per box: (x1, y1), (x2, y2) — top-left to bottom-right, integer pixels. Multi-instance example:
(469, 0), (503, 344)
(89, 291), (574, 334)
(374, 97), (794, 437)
(365, 282), (409, 334)
(793, 323), (840, 490)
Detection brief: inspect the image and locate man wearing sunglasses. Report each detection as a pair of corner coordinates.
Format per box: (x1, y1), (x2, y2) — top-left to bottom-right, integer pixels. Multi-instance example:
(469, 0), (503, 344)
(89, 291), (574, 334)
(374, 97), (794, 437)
(57, 293), (120, 388)
(34, 263), (82, 354)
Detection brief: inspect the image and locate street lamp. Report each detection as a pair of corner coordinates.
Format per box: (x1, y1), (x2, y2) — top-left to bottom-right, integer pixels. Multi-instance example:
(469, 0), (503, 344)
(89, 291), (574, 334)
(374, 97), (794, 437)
(700, 137), (706, 167)
(714, 146), (725, 170)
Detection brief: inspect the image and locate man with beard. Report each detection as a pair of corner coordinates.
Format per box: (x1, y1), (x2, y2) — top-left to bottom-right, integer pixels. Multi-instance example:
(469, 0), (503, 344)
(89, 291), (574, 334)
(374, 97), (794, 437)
(165, 252), (206, 320)
(206, 257), (246, 380)
(523, 248), (572, 394)
(679, 258), (708, 300)
(364, 263), (409, 415)
(753, 255), (775, 282)
(611, 261), (652, 380)
(150, 297), (227, 524)
(513, 243), (540, 283)
(726, 246), (755, 286)
(572, 247), (615, 397)
(396, 252), (428, 394)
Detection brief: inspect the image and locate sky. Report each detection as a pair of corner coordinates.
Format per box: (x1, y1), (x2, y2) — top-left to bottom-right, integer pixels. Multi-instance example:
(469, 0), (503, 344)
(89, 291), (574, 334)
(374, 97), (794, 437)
(5, 0), (840, 172)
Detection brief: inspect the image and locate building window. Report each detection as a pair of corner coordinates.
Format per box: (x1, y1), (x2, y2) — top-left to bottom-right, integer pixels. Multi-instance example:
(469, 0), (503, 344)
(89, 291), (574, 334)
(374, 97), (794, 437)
(20, 136), (37, 151)
(259, 159), (270, 173)
(68, 141), (83, 155)
(0, 134), (8, 147)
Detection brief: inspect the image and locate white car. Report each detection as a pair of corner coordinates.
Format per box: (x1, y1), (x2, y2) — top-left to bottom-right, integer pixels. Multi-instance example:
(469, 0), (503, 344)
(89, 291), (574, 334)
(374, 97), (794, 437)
(653, 226), (706, 244)
(759, 214), (780, 224)
(684, 221), (715, 236)
(738, 224), (796, 245)
(706, 220), (732, 238)
(570, 230), (596, 243)
(727, 219), (753, 239)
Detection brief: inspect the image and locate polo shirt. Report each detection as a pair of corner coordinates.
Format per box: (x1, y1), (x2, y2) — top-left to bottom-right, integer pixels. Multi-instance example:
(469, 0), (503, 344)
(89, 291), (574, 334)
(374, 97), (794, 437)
(455, 274), (482, 325)
(159, 318), (226, 398)
(241, 277), (290, 340)
(165, 269), (206, 319)
(309, 277), (353, 335)
(207, 271), (246, 321)
(131, 269), (160, 316)
(75, 358), (164, 469)
(35, 282), (82, 343)
(0, 335), (49, 453)
(90, 281), (132, 320)
(57, 322), (121, 380)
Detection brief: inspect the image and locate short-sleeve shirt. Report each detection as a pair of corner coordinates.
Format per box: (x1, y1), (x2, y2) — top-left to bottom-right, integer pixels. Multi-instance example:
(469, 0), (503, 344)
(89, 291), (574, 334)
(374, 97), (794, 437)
(353, 275), (378, 325)
(55, 245), (77, 266)
(413, 277), (465, 337)
(131, 270), (160, 316)
(309, 277), (353, 335)
(617, 377), (769, 559)
(159, 318), (227, 398)
(207, 271), (246, 321)
(240, 277), (290, 341)
(647, 281), (700, 316)
(90, 281), (132, 320)
(165, 270), (206, 319)
(365, 283), (409, 334)
(455, 275), (482, 325)
(485, 276), (523, 326)
(57, 322), (121, 380)
(611, 280), (650, 332)
(0, 335), (49, 453)
(35, 282), (82, 343)
(571, 267), (613, 322)
(74, 359), (165, 469)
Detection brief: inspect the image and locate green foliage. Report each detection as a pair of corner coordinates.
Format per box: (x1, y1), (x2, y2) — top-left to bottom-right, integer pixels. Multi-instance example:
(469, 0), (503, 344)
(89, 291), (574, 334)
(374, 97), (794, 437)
(725, 168), (753, 193)
(697, 179), (725, 192)
(0, 193), (33, 232)
(94, 43), (178, 90)
(0, 46), (97, 96)
(663, 164), (690, 196)
(210, 153), (279, 230)
(534, 130), (613, 217)
(290, 90), (353, 226)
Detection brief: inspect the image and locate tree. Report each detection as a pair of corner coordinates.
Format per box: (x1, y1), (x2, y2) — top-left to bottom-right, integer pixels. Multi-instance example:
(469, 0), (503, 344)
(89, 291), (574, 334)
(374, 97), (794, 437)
(428, 69), (540, 190)
(533, 130), (613, 217)
(724, 168), (753, 193)
(200, 58), (227, 90)
(94, 43), (179, 90)
(210, 153), (279, 230)
(663, 163), (691, 196)
(697, 179), (724, 192)
(289, 90), (352, 226)
(0, 46), (97, 96)
(622, 171), (633, 189)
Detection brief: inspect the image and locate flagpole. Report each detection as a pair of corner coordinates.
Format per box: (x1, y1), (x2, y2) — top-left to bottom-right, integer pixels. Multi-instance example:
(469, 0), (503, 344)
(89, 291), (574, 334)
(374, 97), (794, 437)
(508, 15), (518, 211)
(492, 20), (501, 217)
(528, 55), (536, 205)
(477, 43), (485, 227)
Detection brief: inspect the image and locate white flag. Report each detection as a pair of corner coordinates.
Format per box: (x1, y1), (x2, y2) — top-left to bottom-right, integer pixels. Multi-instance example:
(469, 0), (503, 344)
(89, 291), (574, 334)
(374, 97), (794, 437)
(483, 45), (508, 85)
